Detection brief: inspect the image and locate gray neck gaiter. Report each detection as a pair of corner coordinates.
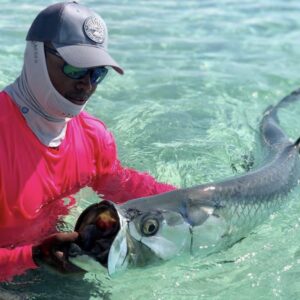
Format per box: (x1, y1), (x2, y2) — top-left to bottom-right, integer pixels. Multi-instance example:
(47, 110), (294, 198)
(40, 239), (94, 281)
(4, 41), (87, 147)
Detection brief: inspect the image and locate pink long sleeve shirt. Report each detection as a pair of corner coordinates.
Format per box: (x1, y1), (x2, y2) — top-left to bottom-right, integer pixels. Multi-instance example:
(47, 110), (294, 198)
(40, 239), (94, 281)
(0, 91), (175, 281)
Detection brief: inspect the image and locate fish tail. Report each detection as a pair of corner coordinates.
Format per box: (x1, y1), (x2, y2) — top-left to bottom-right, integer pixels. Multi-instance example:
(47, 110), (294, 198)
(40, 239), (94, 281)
(276, 88), (300, 111)
(264, 88), (300, 120)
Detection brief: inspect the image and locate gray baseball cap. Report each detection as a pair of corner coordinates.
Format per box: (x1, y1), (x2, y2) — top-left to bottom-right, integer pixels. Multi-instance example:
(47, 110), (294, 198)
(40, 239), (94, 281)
(26, 1), (123, 74)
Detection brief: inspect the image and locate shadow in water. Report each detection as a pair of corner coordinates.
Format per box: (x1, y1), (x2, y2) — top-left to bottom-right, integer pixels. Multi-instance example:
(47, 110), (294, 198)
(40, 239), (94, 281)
(0, 267), (112, 300)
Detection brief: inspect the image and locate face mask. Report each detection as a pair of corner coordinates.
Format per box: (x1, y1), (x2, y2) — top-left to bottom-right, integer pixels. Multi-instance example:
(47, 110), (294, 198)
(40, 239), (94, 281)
(5, 41), (88, 147)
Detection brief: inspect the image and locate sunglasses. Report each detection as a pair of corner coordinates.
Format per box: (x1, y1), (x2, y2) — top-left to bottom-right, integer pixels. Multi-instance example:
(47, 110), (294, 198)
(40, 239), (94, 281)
(44, 46), (108, 85)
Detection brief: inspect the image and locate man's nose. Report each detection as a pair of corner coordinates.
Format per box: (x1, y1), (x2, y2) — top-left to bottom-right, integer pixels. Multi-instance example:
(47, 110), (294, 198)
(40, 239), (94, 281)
(75, 73), (93, 92)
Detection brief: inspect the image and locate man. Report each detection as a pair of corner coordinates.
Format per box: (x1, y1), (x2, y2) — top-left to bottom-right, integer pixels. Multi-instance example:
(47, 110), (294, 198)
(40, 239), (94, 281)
(0, 1), (175, 281)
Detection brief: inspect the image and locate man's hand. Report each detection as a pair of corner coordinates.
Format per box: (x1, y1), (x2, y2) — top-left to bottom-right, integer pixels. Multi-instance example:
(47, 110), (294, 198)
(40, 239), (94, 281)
(32, 232), (85, 274)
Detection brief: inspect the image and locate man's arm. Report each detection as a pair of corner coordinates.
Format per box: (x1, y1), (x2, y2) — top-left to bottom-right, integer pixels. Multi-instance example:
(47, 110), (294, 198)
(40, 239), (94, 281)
(0, 245), (37, 282)
(0, 232), (84, 282)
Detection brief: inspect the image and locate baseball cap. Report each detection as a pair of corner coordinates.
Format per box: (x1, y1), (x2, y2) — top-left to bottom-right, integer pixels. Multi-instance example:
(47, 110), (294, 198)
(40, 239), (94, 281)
(26, 1), (123, 74)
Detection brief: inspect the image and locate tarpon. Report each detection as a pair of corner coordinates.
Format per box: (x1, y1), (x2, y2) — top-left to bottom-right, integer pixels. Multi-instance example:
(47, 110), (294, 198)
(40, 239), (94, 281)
(68, 88), (300, 275)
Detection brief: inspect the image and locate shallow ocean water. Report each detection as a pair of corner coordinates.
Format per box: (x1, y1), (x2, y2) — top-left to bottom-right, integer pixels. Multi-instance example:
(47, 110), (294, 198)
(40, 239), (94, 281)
(1, 0), (300, 299)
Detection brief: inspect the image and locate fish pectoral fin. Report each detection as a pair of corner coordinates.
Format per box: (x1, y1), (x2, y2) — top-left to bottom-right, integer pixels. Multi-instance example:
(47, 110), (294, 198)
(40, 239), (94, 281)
(201, 206), (215, 215)
(182, 198), (216, 226)
(188, 206), (214, 226)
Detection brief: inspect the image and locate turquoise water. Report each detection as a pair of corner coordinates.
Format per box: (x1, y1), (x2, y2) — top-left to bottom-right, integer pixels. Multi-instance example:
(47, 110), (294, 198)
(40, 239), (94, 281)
(1, 0), (300, 299)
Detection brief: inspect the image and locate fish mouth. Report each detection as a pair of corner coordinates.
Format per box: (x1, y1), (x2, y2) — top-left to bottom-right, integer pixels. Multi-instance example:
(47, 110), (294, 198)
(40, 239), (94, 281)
(67, 200), (122, 272)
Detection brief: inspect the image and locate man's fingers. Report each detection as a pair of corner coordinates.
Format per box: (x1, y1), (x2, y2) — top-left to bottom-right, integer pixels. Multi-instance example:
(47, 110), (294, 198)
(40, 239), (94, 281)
(52, 250), (85, 273)
(54, 250), (64, 260)
(36, 231), (86, 273)
(53, 231), (79, 242)
(46, 232), (79, 244)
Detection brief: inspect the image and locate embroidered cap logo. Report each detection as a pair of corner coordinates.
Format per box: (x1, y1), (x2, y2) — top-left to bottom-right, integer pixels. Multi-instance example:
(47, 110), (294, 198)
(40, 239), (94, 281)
(83, 16), (105, 44)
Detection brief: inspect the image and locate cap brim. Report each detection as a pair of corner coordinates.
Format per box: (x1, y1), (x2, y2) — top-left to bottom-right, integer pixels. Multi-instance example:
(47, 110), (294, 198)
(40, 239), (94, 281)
(53, 44), (124, 75)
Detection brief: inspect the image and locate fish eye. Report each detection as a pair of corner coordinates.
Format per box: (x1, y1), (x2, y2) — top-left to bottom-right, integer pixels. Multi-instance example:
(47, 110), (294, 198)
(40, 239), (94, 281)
(141, 218), (159, 236)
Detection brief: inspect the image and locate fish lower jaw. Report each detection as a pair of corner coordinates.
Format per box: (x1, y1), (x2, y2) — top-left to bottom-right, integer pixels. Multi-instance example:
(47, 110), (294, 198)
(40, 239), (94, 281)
(69, 255), (106, 273)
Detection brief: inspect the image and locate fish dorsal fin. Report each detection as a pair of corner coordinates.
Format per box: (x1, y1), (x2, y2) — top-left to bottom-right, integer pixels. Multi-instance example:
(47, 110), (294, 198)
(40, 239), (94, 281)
(294, 137), (300, 152)
(295, 137), (300, 146)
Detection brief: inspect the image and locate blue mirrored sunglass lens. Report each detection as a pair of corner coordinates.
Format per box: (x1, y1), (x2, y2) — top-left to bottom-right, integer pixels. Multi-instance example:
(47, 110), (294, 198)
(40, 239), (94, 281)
(91, 67), (108, 84)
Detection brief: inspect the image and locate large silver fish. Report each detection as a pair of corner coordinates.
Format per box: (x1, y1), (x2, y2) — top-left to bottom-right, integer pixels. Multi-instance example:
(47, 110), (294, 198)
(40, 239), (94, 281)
(68, 89), (300, 275)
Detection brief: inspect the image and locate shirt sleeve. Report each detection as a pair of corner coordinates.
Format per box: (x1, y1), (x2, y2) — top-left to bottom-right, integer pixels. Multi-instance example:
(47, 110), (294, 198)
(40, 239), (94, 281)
(0, 245), (38, 282)
(91, 125), (176, 204)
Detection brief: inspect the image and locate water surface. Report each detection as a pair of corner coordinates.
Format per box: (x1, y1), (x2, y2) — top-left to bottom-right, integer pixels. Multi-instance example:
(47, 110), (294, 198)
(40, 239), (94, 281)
(1, 0), (300, 299)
